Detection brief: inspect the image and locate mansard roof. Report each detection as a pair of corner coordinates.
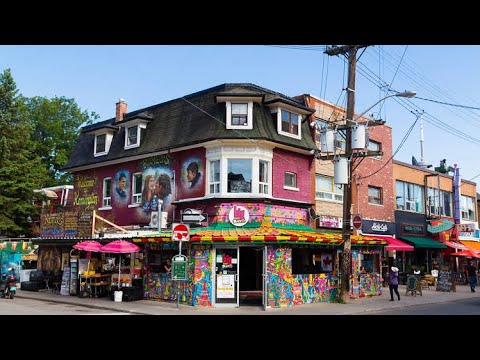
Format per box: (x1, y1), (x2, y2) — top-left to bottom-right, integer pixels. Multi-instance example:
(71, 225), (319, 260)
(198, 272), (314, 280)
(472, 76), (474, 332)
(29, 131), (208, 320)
(64, 83), (316, 171)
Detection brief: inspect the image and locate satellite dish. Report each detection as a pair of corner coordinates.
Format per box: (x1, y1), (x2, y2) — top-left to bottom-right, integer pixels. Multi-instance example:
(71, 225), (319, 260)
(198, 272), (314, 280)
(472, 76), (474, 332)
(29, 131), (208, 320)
(309, 208), (318, 219)
(412, 156), (419, 166)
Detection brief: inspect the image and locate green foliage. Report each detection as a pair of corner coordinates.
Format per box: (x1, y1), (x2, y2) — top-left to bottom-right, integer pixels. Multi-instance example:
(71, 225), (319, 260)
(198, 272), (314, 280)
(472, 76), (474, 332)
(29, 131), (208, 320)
(0, 69), (49, 236)
(26, 96), (98, 185)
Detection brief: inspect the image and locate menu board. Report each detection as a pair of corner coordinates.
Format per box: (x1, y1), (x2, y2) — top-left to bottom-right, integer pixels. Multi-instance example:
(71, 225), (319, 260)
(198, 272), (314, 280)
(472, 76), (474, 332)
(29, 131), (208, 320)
(60, 267), (71, 296)
(436, 270), (452, 292)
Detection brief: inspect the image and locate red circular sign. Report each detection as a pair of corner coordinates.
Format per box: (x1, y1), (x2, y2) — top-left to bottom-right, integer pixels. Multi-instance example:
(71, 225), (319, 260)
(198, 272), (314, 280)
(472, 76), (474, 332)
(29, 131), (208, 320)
(352, 215), (362, 230)
(173, 223), (189, 240)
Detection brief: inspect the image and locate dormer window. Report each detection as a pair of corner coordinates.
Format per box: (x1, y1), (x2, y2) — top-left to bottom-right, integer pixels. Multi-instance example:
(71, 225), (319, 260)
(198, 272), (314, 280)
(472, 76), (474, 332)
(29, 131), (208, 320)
(126, 126), (138, 147)
(226, 101), (253, 130)
(84, 123), (117, 157)
(91, 129), (115, 157)
(281, 110), (300, 136)
(117, 113), (151, 150)
(232, 103), (248, 125)
(95, 134), (106, 154)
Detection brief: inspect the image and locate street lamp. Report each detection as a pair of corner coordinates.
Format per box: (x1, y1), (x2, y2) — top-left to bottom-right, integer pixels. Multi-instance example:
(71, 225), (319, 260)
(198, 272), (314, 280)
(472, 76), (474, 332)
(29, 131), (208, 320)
(339, 89), (416, 303)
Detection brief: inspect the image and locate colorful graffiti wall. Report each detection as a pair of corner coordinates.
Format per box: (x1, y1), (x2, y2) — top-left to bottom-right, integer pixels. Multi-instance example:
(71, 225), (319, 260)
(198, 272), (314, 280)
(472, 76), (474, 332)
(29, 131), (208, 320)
(266, 246), (339, 308)
(191, 245), (213, 307)
(349, 249), (383, 299)
(212, 204), (308, 226)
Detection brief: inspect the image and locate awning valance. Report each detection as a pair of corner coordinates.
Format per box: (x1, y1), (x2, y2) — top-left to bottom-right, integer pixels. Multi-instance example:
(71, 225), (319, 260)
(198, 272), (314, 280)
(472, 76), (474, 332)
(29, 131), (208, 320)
(368, 235), (414, 251)
(399, 236), (447, 249)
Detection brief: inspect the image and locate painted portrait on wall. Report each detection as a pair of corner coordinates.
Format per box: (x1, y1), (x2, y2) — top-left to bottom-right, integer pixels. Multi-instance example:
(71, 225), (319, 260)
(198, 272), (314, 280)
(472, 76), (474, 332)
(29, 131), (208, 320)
(137, 166), (174, 219)
(177, 155), (205, 199)
(114, 169), (130, 204)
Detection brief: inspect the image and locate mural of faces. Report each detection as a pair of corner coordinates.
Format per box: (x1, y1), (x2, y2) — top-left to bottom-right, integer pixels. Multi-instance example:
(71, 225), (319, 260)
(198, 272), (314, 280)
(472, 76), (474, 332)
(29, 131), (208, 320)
(138, 166), (173, 217)
(181, 157), (204, 195)
(114, 169), (130, 203)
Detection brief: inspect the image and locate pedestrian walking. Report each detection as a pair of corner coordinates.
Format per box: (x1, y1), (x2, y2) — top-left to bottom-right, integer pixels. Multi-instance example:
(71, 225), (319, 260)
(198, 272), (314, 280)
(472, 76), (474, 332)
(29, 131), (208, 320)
(389, 266), (400, 301)
(466, 260), (477, 292)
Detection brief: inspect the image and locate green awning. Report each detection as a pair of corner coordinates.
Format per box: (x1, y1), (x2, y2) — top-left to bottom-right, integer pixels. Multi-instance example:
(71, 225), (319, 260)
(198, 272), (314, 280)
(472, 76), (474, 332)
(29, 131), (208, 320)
(399, 236), (447, 249)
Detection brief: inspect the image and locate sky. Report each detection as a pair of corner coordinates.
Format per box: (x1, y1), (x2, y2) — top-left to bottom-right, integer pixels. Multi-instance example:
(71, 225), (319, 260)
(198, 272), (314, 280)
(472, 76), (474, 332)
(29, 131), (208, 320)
(1, 45), (479, 182)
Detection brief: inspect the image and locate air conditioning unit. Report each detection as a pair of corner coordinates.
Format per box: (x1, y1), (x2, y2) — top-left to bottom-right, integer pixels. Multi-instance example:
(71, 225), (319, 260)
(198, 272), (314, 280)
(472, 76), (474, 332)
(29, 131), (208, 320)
(150, 212), (159, 228)
(405, 201), (416, 211)
(150, 211), (168, 229)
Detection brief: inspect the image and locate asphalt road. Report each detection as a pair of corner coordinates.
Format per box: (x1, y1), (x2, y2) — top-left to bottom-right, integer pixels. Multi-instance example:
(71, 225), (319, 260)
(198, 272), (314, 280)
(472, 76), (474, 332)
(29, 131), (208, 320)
(0, 297), (129, 315)
(364, 297), (480, 315)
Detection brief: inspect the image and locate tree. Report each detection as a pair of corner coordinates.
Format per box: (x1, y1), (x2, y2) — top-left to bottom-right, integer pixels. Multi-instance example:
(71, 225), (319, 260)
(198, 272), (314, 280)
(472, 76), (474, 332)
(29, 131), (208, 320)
(26, 96), (98, 185)
(0, 69), (49, 237)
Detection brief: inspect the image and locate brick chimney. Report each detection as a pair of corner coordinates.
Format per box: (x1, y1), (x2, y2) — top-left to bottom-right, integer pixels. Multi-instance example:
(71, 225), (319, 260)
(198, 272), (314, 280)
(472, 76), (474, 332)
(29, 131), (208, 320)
(115, 98), (127, 122)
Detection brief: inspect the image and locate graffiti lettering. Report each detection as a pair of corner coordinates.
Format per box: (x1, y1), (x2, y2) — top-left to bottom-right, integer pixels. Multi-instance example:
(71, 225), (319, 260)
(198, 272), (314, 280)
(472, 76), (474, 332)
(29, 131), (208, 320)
(76, 176), (96, 188)
(140, 154), (171, 169)
(74, 192), (98, 207)
(42, 215), (64, 227)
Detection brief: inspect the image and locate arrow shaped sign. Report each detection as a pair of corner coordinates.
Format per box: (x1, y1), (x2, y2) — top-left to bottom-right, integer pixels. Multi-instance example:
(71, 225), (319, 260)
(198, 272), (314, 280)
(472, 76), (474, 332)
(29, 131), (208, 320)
(181, 212), (208, 223)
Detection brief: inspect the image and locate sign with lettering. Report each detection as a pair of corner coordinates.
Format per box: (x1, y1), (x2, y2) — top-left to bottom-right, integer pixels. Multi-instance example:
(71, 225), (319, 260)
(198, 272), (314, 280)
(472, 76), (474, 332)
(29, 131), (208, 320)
(172, 255), (187, 280)
(317, 215), (343, 229)
(427, 219), (454, 234)
(362, 220), (396, 235)
(436, 270), (452, 292)
(402, 223), (424, 236)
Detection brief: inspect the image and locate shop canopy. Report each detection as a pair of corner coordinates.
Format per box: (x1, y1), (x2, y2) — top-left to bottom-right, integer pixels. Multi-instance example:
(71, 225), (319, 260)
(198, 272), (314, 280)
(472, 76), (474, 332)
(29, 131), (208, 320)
(442, 240), (467, 250)
(399, 236), (447, 249)
(368, 236), (414, 251)
(460, 240), (480, 252)
(133, 223), (388, 246)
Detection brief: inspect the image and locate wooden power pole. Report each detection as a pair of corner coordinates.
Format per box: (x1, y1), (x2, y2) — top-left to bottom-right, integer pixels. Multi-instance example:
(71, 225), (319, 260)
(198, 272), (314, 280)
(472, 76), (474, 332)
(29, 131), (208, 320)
(324, 45), (367, 303)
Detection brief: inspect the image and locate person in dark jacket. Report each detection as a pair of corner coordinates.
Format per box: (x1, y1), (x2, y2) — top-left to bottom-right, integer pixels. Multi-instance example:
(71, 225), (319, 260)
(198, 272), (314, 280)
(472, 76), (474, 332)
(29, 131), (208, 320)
(389, 266), (400, 301)
(466, 261), (477, 292)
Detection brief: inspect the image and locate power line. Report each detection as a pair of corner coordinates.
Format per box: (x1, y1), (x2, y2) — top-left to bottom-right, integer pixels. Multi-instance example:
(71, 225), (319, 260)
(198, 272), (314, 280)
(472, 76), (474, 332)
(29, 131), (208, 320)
(415, 96), (480, 110)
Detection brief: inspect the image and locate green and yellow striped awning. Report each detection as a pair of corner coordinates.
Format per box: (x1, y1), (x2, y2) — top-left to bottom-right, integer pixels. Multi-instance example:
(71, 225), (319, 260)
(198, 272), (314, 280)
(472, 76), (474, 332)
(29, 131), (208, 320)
(133, 224), (387, 245)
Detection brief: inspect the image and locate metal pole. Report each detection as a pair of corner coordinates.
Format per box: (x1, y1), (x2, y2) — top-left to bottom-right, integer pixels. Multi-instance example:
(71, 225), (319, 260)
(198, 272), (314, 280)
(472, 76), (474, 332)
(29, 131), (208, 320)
(177, 240), (182, 309)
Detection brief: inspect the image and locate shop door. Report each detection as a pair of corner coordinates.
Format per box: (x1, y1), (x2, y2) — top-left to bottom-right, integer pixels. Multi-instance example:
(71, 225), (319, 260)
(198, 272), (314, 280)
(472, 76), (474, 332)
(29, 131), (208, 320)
(215, 247), (239, 307)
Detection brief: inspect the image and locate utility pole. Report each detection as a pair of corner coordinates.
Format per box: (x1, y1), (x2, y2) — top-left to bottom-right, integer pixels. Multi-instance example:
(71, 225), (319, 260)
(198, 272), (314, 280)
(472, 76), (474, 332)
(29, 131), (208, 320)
(325, 45), (365, 303)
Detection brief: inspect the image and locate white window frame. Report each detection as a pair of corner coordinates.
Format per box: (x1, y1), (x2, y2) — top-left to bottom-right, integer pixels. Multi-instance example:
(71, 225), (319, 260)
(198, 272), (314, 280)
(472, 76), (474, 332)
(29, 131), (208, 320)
(205, 145), (272, 198)
(315, 174), (343, 202)
(277, 109), (301, 140)
(93, 131), (114, 157)
(368, 186), (382, 205)
(395, 180), (425, 213)
(209, 159), (221, 194)
(128, 172), (143, 207)
(118, 118), (149, 150)
(125, 125), (140, 149)
(259, 160), (269, 194)
(284, 172), (298, 191)
(226, 102), (253, 130)
(101, 177), (112, 209)
(461, 195), (476, 221)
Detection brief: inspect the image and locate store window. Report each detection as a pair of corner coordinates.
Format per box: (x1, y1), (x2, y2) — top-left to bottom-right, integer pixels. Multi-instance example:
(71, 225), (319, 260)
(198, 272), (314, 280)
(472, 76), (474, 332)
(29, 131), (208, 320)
(292, 247), (335, 275)
(360, 253), (379, 273)
(147, 249), (187, 273)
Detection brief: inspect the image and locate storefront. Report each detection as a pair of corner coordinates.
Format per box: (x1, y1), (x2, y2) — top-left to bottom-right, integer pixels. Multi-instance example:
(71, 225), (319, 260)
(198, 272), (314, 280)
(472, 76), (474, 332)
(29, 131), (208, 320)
(135, 223), (387, 308)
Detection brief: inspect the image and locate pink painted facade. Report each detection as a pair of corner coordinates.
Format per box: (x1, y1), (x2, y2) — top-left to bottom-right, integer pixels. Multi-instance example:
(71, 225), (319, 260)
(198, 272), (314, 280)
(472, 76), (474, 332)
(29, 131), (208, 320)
(272, 148), (312, 203)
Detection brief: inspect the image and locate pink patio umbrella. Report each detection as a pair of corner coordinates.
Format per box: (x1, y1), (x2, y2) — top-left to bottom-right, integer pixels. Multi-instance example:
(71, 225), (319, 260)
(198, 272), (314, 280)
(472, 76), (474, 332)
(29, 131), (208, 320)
(99, 240), (140, 288)
(73, 240), (102, 252)
(73, 240), (103, 272)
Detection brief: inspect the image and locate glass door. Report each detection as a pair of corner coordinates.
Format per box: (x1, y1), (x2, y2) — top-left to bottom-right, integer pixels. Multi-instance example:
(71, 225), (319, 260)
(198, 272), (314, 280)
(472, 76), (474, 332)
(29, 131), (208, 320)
(214, 247), (239, 307)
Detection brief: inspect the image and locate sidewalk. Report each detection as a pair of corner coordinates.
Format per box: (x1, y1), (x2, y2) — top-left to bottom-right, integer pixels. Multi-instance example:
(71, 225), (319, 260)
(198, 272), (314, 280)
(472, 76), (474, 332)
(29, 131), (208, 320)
(15, 284), (479, 315)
